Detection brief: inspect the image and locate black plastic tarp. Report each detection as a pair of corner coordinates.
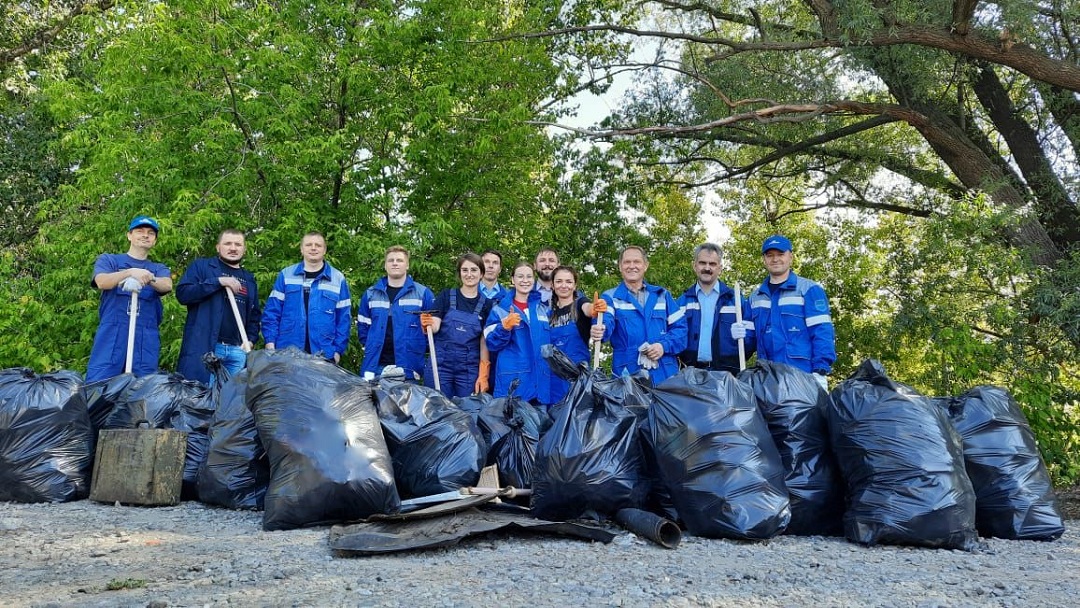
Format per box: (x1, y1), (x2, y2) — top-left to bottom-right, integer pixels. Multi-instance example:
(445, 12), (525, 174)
(0, 368), (93, 503)
(828, 360), (976, 550)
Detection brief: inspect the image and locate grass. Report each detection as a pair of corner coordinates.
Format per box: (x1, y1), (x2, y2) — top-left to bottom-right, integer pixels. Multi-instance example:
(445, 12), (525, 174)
(105, 578), (147, 591)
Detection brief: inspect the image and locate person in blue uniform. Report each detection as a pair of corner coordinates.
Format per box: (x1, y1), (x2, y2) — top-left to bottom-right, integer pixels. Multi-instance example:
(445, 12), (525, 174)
(484, 262), (552, 408)
(677, 242), (754, 375)
(356, 245), (435, 380)
(85, 215), (173, 382)
(175, 229), (261, 384)
(593, 245), (687, 384)
(479, 249), (509, 302)
(547, 265), (595, 403)
(421, 253), (494, 398)
(262, 231), (352, 363)
(738, 234), (836, 390)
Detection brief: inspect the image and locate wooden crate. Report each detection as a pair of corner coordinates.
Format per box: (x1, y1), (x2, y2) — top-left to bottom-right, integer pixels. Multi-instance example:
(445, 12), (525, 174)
(90, 428), (188, 506)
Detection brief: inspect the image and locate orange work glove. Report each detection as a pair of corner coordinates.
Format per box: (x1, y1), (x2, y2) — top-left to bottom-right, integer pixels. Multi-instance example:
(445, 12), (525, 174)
(591, 294), (608, 318)
(474, 360), (491, 394)
(501, 312), (521, 331)
(420, 312), (434, 332)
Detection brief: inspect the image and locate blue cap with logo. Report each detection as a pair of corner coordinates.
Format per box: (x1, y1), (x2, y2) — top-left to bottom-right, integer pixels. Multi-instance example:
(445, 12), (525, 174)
(761, 234), (792, 254)
(128, 215), (160, 233)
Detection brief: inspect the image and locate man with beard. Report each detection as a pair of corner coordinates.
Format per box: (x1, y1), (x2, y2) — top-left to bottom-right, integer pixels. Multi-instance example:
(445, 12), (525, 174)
(533, 247), (560, 305)
(86, 215), (174, 381)
(176, 229), (261, 383)
(676, 242), (754, 374)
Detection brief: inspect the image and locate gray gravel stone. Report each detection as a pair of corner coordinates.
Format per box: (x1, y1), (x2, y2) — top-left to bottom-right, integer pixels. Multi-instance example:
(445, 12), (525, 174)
(0, 500), (1077, 607)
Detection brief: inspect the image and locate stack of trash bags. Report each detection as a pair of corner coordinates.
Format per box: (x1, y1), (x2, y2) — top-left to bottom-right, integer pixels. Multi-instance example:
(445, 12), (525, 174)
(0, 350), (1066, 548)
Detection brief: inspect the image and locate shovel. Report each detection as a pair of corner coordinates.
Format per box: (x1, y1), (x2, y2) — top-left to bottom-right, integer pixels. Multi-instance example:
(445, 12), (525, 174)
(592, 291), (603, 369)
(124, 290), (139, 374)
(407, 309), (441, 391)
(225, 288), (251, 352)
(734, 282), (746, 371)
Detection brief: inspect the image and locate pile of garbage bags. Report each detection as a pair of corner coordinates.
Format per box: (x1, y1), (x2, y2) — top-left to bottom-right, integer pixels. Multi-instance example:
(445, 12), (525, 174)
(0, 349), (1066, 547)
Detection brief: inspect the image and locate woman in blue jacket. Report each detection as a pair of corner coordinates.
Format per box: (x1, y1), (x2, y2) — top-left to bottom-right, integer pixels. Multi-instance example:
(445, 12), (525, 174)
(422, 253), (493, 398)
(547, 265), (594, 404)
(484, 262), (552, 409)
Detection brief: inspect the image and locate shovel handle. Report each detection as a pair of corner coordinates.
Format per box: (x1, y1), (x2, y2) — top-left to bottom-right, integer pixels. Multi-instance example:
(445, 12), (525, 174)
(426, 324), (440, 391)
(124, 290), (138, 374)
(592, 291), (602, 369)
(734, 282), (746, 371)
(225, 288), (250, 350)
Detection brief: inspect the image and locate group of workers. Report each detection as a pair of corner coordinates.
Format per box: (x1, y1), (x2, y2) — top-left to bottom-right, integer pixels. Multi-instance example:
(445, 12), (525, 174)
(86, 216), (837, 413)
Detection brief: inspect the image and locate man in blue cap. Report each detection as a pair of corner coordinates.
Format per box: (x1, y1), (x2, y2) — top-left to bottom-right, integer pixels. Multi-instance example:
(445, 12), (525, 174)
(86, 215), (173, 382)
(734, 234), (835, 390)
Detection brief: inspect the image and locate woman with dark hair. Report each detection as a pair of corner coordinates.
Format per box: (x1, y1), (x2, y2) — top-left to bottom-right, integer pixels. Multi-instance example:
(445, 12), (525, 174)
(484, 262), (552, 408)
(547, 265), (595, 404)
(421, 253), (493, 398)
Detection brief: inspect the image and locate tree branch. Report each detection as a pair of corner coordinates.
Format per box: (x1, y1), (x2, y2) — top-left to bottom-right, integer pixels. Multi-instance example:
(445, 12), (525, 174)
(0, 1), (116, 68)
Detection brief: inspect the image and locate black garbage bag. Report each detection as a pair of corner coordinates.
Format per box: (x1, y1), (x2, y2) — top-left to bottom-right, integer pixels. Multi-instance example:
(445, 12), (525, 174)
(0, 368), (93, 503)
(739, 361), (844, 536)
(457, 382), (547, 469)
(490, 416), (538, 490)
(104, 372), (213, 499)
(829, 360), (976, 550)
(645, 367), (790, 539)
(248, 349), (400, 530)
(196, 368), (270, 510)
(531, 366), (648, 520)
(373, 379), (485, 498)
(82, 373), (134, 432)
(937, 386), (1064, 541)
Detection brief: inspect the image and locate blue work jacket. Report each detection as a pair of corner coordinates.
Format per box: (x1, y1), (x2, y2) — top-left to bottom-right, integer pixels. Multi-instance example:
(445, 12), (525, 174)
(599, 282), (687, 384)
(484, 291), (552, 404)
(749, 271), (836, 374)
(262, 262), (352, 360)
(676, 282), (755, 374)
(356, 276), (435, 378)
(85, 253), (171, 382)
(175, 257), (261, 384)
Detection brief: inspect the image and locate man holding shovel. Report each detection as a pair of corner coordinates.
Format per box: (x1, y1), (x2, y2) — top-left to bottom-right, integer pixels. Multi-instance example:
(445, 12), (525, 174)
(176, 229), (261, 384)
(356, 246), (434, 381)
(677, 242), (754, 375)
(85, 215), (173, 382)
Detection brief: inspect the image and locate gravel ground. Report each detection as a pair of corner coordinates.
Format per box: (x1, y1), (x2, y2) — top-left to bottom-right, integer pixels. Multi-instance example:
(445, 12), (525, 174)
(1, 500), (1077, 608)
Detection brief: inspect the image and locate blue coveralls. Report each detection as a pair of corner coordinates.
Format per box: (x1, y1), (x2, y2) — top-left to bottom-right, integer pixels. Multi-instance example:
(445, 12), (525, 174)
(356, 276), (435, 379)
(748, 271), (836, 374)
(175, 256), (261, 384)
(85, 253), (171, 382)
(424, 290), (485, 399)
(599, 282), (688, 384)
(484, 292), (552, 406)
(548, 297), (591, 404)
(676, 282), (755, 375)
(261, 262), (352, 360)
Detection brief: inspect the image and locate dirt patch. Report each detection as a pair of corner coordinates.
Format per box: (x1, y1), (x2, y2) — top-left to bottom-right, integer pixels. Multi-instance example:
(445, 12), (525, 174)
(1057, 485), (1080, 520)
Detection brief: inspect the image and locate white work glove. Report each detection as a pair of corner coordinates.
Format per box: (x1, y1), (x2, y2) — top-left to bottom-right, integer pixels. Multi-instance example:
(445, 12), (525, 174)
(813, 373), (828, 392)
(381, 365), (405, 379)
(730, 321), (750, 341)
(120, 277), (142, 293)
(637, 343), (659, 370)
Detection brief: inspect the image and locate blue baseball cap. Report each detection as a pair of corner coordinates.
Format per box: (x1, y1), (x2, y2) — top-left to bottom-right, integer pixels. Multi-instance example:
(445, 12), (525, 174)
(128, 215), (160, 233)
(761, 234), (792, 254)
